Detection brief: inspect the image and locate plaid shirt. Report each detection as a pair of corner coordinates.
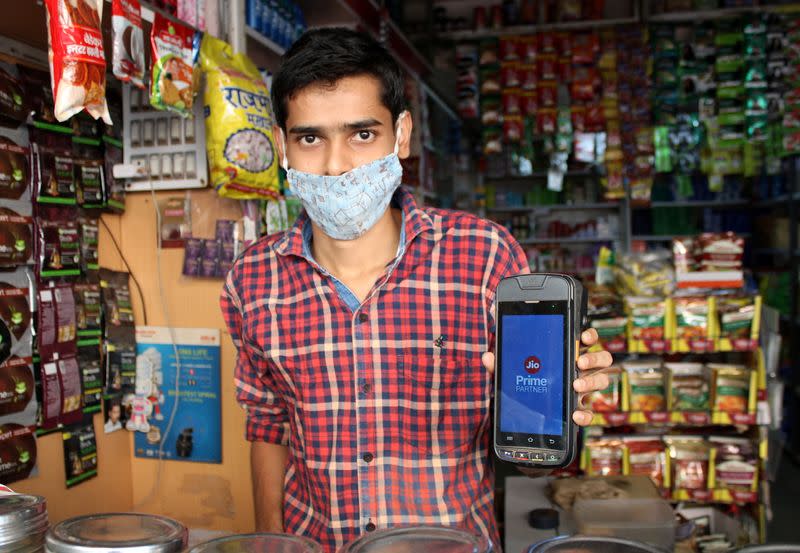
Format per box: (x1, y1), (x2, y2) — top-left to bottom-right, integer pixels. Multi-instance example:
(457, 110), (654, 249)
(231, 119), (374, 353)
(221, 186), (527, 552)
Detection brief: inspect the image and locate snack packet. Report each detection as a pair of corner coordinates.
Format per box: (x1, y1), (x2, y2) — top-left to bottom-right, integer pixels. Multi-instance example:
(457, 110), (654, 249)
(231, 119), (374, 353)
(585, 437), (624, 476)
(44, 0), (111, 123)
(112, 0), (146, 89)
(625, 436), (668, 489)
(626, 296), (667, 342)
(667, 362), (710, 411)
(667, 436), (709, 492)
(709, 436), (758, 493)
(201, 35), (279, 200)
(717, 294), (757, 344)
(697, 232), (745, 271)
(710, 363), (750, 414)
(150, 13), (195, 115)
(587, 365), (622, 413)
(674, 295), (710, 341)
(625, 360), (666, 412)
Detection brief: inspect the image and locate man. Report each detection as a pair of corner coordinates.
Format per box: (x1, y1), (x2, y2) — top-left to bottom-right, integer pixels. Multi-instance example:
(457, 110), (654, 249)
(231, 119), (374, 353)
(220, 28), (612, 552)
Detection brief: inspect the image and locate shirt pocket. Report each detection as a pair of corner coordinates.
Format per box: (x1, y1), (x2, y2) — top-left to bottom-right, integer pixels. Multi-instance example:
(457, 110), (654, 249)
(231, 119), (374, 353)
(399, 352), (489, 456)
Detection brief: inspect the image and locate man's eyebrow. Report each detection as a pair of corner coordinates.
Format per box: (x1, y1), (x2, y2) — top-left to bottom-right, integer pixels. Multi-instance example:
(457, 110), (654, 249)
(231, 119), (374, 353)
(287, 119), (384, 135)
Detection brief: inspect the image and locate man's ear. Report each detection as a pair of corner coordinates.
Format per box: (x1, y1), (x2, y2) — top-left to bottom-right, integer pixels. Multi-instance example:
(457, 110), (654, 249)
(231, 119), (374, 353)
(397, 112), (414, 159)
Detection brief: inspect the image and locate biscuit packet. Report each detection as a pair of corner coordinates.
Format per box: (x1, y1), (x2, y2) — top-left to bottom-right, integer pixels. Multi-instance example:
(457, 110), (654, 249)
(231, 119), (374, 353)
(624, 360), (666, 412)
(150, 13), (195, 116)
(709, 363), (751, 414)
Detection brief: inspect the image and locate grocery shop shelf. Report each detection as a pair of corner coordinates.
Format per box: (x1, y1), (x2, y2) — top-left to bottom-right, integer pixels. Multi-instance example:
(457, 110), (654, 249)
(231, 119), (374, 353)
(753, 192), (800, 208)
(487, 169), (595, 181)
(520, 236), (617, 245)
(633, 233), (752, 242)
(434, 16), (640, 41)
(488, 202), (620, 213)
(245, 27), (286, 56)
(633, 200), (749, 209)
(646, 3), (800, 23)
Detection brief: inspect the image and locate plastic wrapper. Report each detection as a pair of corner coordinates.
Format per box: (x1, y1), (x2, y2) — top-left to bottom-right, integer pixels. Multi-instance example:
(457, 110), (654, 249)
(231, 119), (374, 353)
(710, 436), (758, 492)
(201, 35), (278, 199)
(78, 215), (99, 274)
(150, 13), (195, 115)
(626, 296), (666, 342)
(672, 237), (696, 274)
(667, 362), (710, 411)
(78, 344), (102, 413)
(62, 419), (97, 487)
(667, 436), (709, 491)
(624, 437), (668, 489)
(44, 0), (111, 124)
(74, 282), (101, 338)
(625, 360), (666, 412)
(36, 283), (77, 360)
(75, 158), (105, 208)
(587, 365), (621, 413)
(710, 363), (750, 414)
(615, 250), (674, 297)
(37, 206), (81, 279)
(585, 437), (624, 476)
(697, 232), (744, 271)
(112, 0), (146, 88)
(674, 295), (710, 341)
(32, 132), (76, 205)
(717, 294), (756, 342)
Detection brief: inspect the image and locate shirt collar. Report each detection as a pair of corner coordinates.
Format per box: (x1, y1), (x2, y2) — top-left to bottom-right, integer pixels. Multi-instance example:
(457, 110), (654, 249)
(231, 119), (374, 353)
(275, 186), (433, 260)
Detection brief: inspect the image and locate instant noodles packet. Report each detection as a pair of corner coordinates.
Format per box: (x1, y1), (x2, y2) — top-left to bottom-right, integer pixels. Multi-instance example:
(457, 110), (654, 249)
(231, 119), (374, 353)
(44, 0), (112, 124)
(201, 35), (279, 199)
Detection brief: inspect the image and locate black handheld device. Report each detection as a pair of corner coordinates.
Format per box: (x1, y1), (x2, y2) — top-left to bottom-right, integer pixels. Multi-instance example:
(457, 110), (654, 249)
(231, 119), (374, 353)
(493, 273), (587, 468)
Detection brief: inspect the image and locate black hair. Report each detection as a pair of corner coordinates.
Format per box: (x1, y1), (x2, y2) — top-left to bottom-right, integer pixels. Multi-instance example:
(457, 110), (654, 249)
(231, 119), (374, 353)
(271, 27), (406, 130)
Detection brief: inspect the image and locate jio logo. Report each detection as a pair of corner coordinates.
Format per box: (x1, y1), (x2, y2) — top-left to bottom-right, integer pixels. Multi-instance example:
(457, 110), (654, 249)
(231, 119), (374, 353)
(524, 355), (542, 374)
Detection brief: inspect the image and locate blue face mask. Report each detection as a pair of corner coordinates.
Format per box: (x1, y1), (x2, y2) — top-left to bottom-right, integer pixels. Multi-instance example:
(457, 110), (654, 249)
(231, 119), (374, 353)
(280, 112), (406, 241)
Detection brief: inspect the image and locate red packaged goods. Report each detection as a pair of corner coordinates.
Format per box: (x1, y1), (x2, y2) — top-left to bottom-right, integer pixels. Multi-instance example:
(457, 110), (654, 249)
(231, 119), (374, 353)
(586, 438), (624, 476)
(519, 64), (537, 91)
(500, 37), (520, 62)
(519, 36), (537, 62)
(538, 55), (557, 80)
(112, 0), (146, 89)
(698, 232), (744, 271)
(503, 116), (523, 142)
(44, 0), (111, 124)
(501, 63), (520, 89)
(522, 92), (537, 116)
(537, 108), (557, 134)
(539, 32), (557, 54)
(502, 89), (522, 115)
(572, 33), (600, 65)
(667, 437), (709, 492)
(625, 437), (667, 488)
(150, 13), (195, 115)
(538, 81), (557, 107)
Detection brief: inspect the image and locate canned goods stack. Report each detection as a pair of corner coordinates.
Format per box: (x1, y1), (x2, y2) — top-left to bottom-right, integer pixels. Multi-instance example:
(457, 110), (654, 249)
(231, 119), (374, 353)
(0, 494), (48, 553)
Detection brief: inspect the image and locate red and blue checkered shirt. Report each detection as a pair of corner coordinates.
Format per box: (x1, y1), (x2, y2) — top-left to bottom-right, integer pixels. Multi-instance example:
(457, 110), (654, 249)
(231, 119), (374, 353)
(221, 186), (527, 552)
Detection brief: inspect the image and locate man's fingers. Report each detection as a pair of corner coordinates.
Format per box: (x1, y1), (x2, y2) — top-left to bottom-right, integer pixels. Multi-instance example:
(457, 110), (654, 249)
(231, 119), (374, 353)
(577, 350), (613, 370)
(574, 372), (610, 394)
(572, 410), (594, 426)
(482, 352), (495, 374)
(581, 328), (599, 346)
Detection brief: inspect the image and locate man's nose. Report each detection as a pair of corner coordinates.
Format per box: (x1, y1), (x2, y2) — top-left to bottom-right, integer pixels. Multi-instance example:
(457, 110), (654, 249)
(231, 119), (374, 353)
(324, 139), (354, 176)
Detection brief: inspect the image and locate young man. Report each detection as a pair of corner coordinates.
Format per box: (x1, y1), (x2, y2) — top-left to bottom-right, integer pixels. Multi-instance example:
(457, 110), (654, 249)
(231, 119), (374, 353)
(221, 28), (612, 552)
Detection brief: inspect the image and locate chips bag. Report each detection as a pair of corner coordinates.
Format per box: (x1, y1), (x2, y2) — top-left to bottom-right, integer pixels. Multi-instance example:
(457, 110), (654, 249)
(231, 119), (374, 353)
(666, 362), (710, 411)
(200, 35), (279, 200)
(150, 13), (195, 116)
(667, 436), (709, 492)
(112, 0), (146, 89)
(624, 436), (668, 489)
(585, 437), (624, 476)
(625, 360), (666, 412)
(710, 363), (750, 414)
(44, 0), (111, 124)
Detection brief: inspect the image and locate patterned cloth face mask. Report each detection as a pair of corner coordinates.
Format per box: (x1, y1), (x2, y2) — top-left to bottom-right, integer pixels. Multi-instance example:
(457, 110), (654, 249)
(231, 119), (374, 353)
(280, 112), (406, 241)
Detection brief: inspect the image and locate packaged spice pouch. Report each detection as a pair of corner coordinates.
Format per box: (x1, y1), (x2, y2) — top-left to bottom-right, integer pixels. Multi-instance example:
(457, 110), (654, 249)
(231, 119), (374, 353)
(0, 267), (34, 364)
(112, 0), (146, 88)
(75, 159), (105, 208)
(78, 344), (102, 413)
(624, 360), (666, 412)
(710, 363), (751, 414)
(625, 296), (666, 342)
(104, 145), (125, 214)
(717, 294), (757, 342)
(104, 344), (136, 395)
(44, 0), (111, 124)
(150, 13), (195, 115)
(667, 436), (709, 491)
(697, 232), (744, 271)
(585, 437), (624, 476)
(74, 282), (101, 338)
(0, 64), (28, 126)
(40, 354), (82, 429)
(0, 207), (33, 269)
(587, 365), (622, 413)
(201, 35), (280, 200)
(0, 423), (37, 484)
(709, 436), (758, 491)
(36, 283), (77, 361)
(37, 207), (81, 278)
(0, 356), (37, 426)
(667, 363), (710, 411)
(78, 215), (99, 274)
(674, 295), (710, 341)
(32, 134), (76, 205)
(62, 419), (98, 487)
(624, 436), (668, 489)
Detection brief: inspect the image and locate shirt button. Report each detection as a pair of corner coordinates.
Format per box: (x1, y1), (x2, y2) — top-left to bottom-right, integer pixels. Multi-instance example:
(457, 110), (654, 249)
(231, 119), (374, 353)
(358, 313), (368, 323)
(362, 382), (372, 394)
(365, 522), (376, 532)
(363, 452), (374, 463)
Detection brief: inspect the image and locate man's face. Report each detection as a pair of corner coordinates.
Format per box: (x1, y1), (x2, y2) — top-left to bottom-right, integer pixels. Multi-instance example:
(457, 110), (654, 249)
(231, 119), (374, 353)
(275, 75), (412, 176)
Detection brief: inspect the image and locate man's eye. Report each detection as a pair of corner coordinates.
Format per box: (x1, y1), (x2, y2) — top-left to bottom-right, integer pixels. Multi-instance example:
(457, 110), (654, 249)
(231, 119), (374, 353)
(356, 130), (374, 141)
(302, 135), (317, 144)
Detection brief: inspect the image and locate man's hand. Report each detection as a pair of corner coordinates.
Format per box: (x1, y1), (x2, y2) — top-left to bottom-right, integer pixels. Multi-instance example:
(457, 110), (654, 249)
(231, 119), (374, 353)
(481, 328), (613, 426)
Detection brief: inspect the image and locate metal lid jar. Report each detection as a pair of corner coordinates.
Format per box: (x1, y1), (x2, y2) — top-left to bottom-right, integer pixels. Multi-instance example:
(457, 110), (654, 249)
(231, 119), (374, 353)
(0, 494), (48, 553)
(189, 533), (323, 553)
(45, 513), (186, 553)
(526, 536), (669, 553)
(338, 526), (491, 553)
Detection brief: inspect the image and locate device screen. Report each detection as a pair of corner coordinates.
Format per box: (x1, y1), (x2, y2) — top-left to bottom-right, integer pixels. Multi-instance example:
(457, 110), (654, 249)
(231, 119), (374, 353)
(496, 300), (568, 449)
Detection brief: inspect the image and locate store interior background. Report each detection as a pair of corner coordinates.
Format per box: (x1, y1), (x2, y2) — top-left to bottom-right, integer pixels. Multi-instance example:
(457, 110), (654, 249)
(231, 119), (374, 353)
(1, 0), (798, 548)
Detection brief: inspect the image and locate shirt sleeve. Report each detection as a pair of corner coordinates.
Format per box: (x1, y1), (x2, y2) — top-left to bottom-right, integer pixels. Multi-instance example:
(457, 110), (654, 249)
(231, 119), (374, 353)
(221, 268), (290, 445)
(484, 222), (529, 348)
